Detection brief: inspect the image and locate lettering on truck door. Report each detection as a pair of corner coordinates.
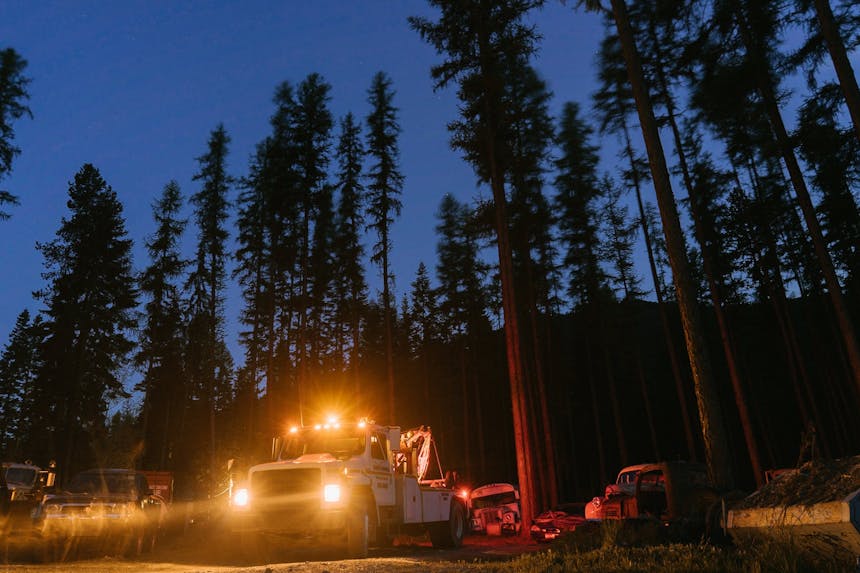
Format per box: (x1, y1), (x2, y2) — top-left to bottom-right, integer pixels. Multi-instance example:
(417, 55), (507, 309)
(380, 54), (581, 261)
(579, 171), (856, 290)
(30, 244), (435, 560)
(370, 432), (394, 506)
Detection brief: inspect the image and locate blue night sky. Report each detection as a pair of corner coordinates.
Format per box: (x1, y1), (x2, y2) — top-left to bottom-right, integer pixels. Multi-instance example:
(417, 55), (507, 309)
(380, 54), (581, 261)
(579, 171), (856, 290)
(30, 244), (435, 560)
(0, 2), (605, 382)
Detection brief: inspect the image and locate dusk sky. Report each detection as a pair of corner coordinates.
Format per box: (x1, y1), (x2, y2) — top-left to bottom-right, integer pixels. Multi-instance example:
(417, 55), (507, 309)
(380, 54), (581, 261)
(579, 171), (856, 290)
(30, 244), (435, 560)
(0, 2), (605, 383)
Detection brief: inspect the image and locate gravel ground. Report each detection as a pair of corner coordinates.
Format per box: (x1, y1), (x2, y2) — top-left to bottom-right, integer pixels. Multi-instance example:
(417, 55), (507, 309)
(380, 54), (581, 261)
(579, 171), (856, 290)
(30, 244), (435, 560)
(0, 523), (543, 573)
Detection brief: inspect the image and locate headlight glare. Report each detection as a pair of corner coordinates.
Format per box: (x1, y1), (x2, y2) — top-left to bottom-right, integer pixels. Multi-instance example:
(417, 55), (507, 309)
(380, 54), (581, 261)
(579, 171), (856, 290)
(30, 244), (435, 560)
(323, 484), (341, 503)
(233, 487), (250, 507)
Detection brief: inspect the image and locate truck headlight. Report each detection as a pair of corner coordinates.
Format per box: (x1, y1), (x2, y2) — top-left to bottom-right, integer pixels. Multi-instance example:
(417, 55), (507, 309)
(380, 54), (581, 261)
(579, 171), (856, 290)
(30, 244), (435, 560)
(323, 484), (341, 503)
(232, 487), (250, 508)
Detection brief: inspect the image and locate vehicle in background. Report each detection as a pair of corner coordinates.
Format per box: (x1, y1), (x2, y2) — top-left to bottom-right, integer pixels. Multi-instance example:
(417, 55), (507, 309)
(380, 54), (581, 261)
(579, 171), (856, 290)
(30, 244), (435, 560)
(584, 462), (718, 530)
(468, 483), (521, 535)
(3, 461), (56, 503)
(33, 468), (167, 555)
(530, 502), (586, 542)
(231, 420), (467, 559)
(586, 463), (660, 520)
(2, 461), (56, 531)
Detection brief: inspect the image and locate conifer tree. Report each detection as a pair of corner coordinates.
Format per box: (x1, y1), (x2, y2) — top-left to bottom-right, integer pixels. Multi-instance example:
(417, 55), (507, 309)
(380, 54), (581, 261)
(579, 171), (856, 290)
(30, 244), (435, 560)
(790, 0), (860, 143)
(435, 194), (491, 479)
(33, 164), (137, 479)
(186, 125), (233, 490)
(795, 84), (860, 290)
(235, 140), (274, 437)
(136, 181), (188, 470)
(365, 71), (403, 423)
(710, 0), (860, 391)
(555, 102), (629, 477)
(292, 73), (334, 417)
(263, 82), (301, 426)
(408, 262), (440, 360)
(332, 113), (367, 393)
(602, 176), (645, 302)
(405, 264), (437, 426)
(0, 309), (41, 459)
(411, 0), (543, 532)
(0, 47), (30, 219)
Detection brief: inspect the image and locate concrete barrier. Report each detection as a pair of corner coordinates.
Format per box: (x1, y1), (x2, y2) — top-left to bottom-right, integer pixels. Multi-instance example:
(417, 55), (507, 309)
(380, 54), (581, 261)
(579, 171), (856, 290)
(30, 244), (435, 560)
(727, 487), (860, 559)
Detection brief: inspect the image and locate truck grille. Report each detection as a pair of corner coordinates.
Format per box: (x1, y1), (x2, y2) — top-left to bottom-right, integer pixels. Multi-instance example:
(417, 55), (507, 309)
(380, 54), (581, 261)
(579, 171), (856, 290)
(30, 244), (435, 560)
(250, 468), (322, 511)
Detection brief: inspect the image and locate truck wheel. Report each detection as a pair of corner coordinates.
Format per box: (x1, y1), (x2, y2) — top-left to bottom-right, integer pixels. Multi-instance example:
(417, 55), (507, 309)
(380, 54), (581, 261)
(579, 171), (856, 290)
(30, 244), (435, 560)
(346, 508), (368, 559)
(429, 500), (466, 548)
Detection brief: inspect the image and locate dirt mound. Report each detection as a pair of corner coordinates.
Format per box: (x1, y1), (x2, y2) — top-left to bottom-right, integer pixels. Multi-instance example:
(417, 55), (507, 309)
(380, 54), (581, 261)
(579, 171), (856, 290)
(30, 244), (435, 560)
(735, 455), (860, 508)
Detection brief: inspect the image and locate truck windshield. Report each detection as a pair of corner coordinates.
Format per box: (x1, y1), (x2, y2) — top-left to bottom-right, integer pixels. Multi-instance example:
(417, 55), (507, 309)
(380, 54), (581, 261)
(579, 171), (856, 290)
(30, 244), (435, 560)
(284, 427), (366, 460)
(5, 467), (37, 486)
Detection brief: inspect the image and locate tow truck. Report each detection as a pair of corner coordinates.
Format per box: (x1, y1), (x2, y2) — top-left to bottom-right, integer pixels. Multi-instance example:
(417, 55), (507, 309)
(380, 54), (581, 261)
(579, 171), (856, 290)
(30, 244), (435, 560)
(230, 418), (467, 558)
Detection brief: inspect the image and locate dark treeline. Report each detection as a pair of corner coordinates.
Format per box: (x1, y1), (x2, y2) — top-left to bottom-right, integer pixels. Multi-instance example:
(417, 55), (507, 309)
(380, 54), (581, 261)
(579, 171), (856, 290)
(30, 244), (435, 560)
(1, 0), (859, 524)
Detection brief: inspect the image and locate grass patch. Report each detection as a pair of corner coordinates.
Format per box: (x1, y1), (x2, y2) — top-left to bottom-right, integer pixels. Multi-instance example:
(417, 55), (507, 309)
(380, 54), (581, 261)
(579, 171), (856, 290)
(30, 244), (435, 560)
(445, 541), (852, 573)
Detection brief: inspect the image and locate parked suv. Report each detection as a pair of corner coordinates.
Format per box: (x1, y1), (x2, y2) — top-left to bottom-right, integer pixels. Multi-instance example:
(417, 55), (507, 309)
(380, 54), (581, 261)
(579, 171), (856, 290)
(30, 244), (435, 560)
(33, 468), (166, 555)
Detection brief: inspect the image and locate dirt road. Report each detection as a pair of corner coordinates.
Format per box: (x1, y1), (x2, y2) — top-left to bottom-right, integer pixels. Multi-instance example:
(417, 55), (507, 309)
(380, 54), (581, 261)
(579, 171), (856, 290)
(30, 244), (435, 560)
(1, 527), (544, 573)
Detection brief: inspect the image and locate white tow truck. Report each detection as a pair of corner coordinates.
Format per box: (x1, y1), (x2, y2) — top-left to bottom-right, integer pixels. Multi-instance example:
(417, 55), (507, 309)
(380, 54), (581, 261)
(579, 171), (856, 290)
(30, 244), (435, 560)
(230, 419), (467, 558)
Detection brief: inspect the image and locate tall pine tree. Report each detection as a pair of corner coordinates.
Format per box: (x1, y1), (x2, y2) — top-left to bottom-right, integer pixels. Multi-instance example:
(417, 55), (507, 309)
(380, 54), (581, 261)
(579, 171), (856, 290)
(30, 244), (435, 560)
(186, 125), (234, 492)
(34, 164), (137, 480)
(136, 181), (188, 471)
(0, 309), (41, 459)
(411, 0), (543, 532)
(332, 113), (368, 395)
(0, 48), (31, 219)
(365, 71), (403, 423)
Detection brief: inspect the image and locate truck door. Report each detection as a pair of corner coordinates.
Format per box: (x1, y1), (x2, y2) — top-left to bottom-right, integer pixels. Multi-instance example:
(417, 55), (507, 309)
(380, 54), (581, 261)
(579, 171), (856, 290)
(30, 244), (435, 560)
(370, 432), (395, 506)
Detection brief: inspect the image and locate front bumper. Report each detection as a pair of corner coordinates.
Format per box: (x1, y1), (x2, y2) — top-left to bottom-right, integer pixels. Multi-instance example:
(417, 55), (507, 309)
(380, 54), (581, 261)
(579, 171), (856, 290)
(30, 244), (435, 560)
(232, 506), (348, 537)
(37, 512), (145, 538)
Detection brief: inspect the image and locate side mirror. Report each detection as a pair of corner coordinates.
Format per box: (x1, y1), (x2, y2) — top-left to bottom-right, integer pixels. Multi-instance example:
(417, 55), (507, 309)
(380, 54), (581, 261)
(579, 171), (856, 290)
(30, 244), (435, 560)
(387, 427), (401, 453)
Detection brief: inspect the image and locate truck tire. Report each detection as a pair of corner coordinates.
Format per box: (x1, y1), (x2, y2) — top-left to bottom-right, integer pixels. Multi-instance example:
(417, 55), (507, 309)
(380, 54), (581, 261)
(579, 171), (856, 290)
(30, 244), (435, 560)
(429, 500), (466, 548)
(346, 508), (369, 559)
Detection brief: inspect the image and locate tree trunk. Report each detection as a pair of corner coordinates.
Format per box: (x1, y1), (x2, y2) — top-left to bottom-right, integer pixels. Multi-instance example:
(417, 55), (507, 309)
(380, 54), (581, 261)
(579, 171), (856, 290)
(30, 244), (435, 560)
(814, 0), (860, 144)
(610, 0), (734, 489)
(475, 18), (536, 533)
(622, 123), (697, 460)
(491, 191), (535, 536)
(523, 255), (559, 508)
(383, 246), (396, 423)
(648, 18), (763, 485)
